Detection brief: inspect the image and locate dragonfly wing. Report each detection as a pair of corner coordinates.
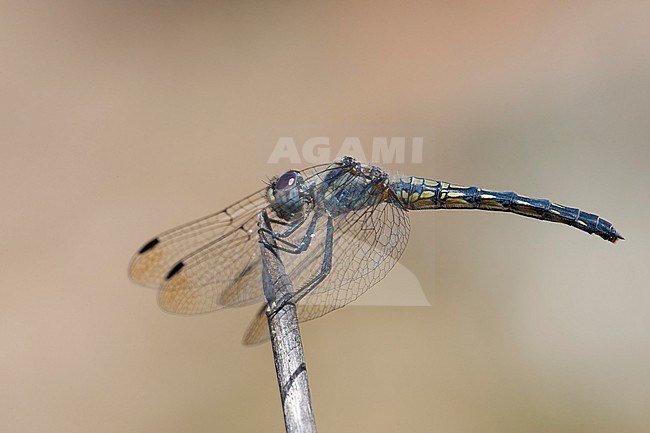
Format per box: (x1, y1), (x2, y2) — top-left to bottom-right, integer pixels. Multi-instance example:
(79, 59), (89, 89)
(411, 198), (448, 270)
(157, 214), (265, 314)
(129, 162), (337, 288)
(243, 306), (267, 345)
(130, 162), (343, 317)
(294, 200), (410, 319)
(128, 188), (267, 288)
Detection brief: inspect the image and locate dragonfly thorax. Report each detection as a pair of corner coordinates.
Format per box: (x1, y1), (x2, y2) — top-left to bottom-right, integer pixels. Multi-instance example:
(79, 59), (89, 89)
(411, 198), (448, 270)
(267, 170), (311, 220)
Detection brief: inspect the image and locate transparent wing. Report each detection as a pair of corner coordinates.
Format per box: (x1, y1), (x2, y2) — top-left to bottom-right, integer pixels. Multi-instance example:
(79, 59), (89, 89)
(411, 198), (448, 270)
(157, 217), (265, 313)
(128, 188), (267, 289)
(243, 193), (411, 344)
(295, 199), (410, 317)
(130, 162), (337, 315)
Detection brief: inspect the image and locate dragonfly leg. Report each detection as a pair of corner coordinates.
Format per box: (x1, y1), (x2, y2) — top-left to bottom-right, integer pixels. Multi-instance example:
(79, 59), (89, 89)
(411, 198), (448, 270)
(266, 215), (307, 238)
(295, 215), (334, 302)
(259, 212), (320, 254)
(267, 215), (334, 319)
(259, 213), (307, 240)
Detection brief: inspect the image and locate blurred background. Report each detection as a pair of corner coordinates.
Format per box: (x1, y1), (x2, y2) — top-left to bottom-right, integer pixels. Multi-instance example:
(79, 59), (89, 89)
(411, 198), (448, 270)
(1, 1), (649, 432)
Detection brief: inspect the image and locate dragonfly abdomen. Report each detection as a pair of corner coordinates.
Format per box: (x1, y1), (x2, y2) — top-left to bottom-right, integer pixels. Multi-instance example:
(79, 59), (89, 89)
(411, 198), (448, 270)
(391, 177), (623, 243)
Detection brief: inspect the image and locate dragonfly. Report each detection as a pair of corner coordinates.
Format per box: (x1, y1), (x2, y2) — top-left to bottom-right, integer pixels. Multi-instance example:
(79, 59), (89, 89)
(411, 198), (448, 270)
(128, 156), (623, 344)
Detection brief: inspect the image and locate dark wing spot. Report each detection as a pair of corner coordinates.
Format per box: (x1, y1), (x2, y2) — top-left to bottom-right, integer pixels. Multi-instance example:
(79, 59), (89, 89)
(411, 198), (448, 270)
(166, 262), (185, 280)
(138, 238), (160, 254)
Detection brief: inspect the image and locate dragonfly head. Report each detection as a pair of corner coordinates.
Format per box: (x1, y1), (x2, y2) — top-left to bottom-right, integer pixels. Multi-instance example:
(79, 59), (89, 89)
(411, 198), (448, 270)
(267, 170), (309, 220)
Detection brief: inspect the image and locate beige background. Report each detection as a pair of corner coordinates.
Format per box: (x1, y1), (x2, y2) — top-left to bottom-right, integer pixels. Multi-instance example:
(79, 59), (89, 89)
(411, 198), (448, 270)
(2, 1), (649, 432)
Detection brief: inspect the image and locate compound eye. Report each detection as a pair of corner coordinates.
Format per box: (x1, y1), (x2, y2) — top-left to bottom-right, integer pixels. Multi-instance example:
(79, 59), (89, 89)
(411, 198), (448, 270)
(275, 171), (299, 190)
